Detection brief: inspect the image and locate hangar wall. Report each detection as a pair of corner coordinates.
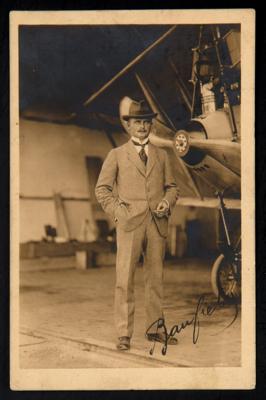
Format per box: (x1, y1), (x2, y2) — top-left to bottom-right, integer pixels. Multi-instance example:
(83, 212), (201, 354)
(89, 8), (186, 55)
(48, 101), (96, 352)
(19, 118), (218, 252)
(19, 118), (124, 242)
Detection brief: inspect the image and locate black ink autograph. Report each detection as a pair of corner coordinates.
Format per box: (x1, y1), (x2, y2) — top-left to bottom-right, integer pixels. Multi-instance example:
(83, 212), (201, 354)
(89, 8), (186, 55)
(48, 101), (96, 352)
(146, 294), (239, 356)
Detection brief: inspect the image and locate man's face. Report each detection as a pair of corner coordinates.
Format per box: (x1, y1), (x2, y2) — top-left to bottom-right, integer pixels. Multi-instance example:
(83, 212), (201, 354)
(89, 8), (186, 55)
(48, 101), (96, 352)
(126, 118), (152, 141)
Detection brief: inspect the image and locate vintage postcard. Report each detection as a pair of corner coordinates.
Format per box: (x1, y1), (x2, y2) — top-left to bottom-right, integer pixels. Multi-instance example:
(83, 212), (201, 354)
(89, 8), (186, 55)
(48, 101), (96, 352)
(10, 9), (255, 390)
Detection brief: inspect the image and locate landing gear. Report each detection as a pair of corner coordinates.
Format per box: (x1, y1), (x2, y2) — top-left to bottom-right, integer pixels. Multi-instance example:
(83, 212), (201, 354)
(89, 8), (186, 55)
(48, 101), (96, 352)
(211, 192), (241, 304)
(211, 249), (241, 304)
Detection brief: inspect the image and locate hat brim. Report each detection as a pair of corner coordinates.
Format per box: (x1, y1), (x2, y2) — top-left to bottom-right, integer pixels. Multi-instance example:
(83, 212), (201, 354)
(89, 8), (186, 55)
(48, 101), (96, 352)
(122, 113), (157, 121)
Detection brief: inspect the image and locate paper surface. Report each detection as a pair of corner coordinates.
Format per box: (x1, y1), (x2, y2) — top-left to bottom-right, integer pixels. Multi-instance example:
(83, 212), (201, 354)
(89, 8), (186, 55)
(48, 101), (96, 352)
(10, 9), (255, 390)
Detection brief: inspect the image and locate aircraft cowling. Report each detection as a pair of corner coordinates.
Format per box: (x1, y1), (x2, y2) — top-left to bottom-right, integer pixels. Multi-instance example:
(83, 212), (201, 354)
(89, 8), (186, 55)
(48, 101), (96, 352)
(173, 110), (241, 194)
(145, 107), (241, 195)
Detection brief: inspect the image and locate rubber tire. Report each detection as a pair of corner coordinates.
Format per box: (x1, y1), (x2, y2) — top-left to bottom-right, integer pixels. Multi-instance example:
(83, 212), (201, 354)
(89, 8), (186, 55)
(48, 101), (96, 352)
(211, 254), (224, 299)
(211, 253), (241, 304)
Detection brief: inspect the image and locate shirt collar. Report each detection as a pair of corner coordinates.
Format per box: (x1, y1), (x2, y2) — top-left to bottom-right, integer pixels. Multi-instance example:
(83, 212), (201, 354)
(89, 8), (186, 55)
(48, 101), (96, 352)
(131, 137), (149, 145)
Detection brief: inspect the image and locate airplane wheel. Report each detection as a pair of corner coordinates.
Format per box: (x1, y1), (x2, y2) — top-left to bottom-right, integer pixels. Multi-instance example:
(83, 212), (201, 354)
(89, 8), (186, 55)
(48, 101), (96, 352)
(211, 253), (241, 304)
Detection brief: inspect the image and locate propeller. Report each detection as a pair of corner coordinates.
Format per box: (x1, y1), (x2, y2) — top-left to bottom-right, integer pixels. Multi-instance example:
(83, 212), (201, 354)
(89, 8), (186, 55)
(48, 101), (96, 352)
(83, 25), (178, 107)
(135, 72), (202, 199)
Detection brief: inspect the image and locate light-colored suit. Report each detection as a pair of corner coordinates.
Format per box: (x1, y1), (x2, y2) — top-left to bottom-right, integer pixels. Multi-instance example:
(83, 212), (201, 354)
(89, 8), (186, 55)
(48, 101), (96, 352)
(95, 139), (178, 337)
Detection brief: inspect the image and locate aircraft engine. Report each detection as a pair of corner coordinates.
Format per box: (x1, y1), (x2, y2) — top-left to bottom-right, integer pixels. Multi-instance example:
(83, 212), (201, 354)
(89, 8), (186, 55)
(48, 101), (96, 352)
(173, 108), (241, 194)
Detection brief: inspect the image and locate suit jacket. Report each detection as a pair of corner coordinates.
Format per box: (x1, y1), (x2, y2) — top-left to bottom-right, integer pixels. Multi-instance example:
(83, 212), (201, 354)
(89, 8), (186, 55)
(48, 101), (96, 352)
(95, 140), (179, 238)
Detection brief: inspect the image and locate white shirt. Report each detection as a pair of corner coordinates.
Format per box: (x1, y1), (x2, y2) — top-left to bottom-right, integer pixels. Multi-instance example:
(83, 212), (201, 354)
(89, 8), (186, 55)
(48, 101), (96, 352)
(131, 137), (149, 156)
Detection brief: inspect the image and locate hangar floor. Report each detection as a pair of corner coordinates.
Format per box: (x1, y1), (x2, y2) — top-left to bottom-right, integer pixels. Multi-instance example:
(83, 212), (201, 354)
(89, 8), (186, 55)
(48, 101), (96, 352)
(19, 256), (241, 368)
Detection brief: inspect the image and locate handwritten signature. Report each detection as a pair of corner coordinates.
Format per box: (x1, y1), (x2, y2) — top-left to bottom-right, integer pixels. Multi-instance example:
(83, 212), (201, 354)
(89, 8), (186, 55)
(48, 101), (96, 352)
(146, 294), (239, 356)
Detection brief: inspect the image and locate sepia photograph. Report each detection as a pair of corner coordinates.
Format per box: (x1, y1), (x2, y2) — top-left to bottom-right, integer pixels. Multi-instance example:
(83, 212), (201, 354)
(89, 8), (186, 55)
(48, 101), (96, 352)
(10, 9), (255, 390)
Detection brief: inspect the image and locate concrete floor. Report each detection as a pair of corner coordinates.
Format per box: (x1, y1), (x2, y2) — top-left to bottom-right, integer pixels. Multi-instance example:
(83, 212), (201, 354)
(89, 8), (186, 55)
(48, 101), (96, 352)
(19, 256), (241, 368)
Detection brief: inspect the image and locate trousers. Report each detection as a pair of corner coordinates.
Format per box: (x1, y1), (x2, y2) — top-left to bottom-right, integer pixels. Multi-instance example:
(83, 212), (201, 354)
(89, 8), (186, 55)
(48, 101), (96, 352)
(114, 211), (166, 338)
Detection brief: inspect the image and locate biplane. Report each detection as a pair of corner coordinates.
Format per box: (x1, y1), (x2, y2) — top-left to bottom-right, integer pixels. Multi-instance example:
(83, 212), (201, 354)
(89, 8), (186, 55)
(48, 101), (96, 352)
(82, 24), (241, 303)
(20, 24), (241, 302)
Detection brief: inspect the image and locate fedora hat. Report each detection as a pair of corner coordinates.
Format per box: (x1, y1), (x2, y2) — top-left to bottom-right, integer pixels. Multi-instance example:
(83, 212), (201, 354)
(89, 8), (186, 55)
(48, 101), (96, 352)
(120, 97), (157, 121)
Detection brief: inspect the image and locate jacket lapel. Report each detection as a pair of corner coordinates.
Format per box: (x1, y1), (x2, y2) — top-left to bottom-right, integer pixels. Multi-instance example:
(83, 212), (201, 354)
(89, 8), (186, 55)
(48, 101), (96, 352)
(146, 143), (157, 177)
(126, 140), (146, 177)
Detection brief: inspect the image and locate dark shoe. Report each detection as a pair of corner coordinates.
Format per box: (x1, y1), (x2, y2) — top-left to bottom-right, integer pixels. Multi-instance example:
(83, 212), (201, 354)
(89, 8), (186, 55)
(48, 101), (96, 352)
(146, 333), (178, 345)
(116, 336), (130, 351)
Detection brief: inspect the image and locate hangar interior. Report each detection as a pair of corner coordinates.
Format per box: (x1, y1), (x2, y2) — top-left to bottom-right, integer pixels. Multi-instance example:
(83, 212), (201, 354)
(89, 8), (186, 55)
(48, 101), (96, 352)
(18, 23), (241, 368)
(19, 24), (240, 259)
(20, 117), (220, 258)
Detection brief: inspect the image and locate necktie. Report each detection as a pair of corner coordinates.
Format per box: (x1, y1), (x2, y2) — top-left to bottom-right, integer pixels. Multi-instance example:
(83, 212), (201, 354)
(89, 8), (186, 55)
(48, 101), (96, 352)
(132, 140), (148, 165)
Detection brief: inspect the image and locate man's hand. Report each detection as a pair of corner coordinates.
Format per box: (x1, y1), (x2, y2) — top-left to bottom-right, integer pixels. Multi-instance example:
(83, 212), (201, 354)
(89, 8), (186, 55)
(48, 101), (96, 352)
(153, 200), (169, 218)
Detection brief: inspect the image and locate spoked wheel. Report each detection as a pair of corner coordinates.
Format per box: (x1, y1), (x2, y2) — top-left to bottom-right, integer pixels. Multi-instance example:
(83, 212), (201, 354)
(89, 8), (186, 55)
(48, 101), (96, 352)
(211, 253), (241, 304)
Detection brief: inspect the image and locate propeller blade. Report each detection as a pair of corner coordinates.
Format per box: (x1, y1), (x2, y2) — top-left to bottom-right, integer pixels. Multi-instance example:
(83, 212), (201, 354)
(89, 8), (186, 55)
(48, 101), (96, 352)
(135, 73), (176, 131)
(149, 131), (203, 200)
(182, 165), (203, 199)
(135, 74), (202, 199)
(83, 25), (178, 107)
(190, 139), (240, 176)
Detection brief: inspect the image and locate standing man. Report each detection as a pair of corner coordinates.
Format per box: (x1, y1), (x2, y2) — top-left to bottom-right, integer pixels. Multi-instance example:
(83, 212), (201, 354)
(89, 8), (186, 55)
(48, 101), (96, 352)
(95, 97), (179, 351)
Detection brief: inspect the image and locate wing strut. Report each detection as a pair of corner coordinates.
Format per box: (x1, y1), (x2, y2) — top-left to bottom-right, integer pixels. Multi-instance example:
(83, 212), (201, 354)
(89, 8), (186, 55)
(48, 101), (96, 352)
(190, 25), (203, 118)
(168, 57), (192, 113)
